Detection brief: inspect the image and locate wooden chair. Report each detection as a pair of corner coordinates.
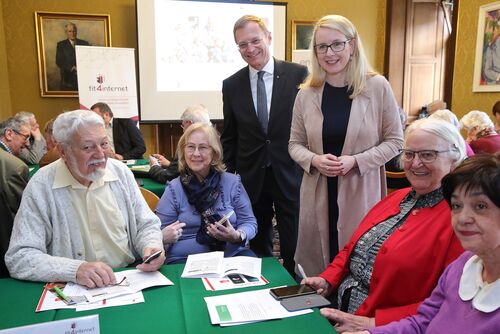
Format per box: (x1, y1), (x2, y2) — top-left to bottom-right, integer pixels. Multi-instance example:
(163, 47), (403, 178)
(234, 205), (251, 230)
(386, 171), (410, 194)
(139, 187), (160, 211)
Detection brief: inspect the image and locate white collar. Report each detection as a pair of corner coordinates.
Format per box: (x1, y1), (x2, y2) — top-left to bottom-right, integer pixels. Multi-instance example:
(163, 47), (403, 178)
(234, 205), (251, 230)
(249, 58), (274, 78)
(459, 254), (500, 312)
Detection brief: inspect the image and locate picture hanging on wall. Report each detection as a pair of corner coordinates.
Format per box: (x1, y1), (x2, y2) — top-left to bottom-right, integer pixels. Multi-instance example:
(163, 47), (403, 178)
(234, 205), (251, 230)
(291, 20), (315, 50)
(473, 1), (500, 92)
(35, 11), (111, 97)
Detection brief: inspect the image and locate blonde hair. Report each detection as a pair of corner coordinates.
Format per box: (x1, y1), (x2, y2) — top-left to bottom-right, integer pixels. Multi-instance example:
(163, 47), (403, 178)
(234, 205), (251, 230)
(177, 123), (225, 174)
(301, 15), (377, 98)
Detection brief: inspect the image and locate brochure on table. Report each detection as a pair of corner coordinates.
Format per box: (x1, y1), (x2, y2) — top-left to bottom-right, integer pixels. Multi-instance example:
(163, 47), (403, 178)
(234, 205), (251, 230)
(181, 252), (261, 278)
(36, 269), (173, 312)
(202, 274), (269, 291)
(204, 287), (312, 326)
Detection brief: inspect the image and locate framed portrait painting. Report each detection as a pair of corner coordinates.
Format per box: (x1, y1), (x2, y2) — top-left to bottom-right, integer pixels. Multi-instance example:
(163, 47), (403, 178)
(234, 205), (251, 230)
(473, 1), (500, 92)
(292, 20), (315, 50)
(35, 12), (111, 97)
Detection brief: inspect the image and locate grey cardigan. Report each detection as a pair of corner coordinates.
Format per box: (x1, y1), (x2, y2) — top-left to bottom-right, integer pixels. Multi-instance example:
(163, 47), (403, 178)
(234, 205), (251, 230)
(5, 158), (163, 283)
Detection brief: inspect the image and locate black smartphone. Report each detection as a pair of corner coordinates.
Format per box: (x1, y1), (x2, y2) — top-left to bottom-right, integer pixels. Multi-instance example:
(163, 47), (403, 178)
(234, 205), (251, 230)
(227, 274), (244, 284)
(242, 274), (259, 282)
(269, 284), (316, 300)
(143, 250), (162, 264)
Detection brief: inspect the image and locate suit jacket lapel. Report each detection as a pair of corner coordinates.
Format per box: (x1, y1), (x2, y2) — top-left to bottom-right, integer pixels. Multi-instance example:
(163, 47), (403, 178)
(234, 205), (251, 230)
(268, 59), (284, 130)
(342, 92), (370, 155)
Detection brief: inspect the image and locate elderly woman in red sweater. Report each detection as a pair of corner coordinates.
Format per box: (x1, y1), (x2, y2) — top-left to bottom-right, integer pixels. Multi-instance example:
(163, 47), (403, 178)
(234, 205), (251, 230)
(303, 118), (466, 332)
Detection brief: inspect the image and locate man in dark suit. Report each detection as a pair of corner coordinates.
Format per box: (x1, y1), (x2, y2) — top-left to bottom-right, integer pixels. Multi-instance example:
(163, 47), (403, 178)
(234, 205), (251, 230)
(56, 23), (90, 91)
(91, 102), (146, 160)
(0, 117), (29, 277)
(221, 15), (308, 275)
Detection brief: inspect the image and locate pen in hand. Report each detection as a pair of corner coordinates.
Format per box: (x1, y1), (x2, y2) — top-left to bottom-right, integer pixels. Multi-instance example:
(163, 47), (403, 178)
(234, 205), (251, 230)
(297, 263), (308, 280)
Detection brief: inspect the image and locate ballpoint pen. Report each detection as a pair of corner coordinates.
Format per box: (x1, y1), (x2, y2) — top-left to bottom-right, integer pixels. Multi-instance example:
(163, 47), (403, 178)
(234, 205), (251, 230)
(297, 263), (308, 280)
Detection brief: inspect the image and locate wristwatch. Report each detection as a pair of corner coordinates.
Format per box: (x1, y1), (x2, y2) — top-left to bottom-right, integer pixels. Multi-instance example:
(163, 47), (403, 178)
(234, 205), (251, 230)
(237, 229), (247, 242)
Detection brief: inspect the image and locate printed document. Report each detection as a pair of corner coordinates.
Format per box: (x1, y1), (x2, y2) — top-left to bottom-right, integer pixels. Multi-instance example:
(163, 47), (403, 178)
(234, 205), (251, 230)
(182, 252), (261, 278)
(204, 287), (312, 326)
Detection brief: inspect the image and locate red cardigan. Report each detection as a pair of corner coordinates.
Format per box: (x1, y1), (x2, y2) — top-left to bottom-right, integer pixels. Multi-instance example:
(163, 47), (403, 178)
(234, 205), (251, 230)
(319, 188), (464, 325)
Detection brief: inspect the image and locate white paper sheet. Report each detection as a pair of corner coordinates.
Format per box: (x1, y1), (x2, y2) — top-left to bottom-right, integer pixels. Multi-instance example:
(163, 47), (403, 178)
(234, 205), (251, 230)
(182, 252), (261, 278)
(204, 288), (312, 325)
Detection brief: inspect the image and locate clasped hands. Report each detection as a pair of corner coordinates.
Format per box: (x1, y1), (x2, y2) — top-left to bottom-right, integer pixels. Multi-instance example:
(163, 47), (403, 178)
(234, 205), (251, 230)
(302, 277), (374, 333)
(76, 247), (165, 288)
(312, 154), (356, 177)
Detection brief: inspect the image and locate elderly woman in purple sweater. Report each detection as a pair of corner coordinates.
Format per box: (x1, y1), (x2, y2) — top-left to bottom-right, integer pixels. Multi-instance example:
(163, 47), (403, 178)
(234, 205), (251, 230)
(156, 123), (257, 264)
(345, 153), (500, 334)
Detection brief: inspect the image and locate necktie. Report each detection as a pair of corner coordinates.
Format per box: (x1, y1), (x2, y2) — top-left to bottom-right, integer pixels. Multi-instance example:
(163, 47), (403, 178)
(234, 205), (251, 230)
(257, 71), (268, 134)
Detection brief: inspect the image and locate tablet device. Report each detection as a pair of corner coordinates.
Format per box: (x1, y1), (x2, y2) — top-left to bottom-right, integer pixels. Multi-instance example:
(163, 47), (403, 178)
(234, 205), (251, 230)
(280, 294), (331, 312)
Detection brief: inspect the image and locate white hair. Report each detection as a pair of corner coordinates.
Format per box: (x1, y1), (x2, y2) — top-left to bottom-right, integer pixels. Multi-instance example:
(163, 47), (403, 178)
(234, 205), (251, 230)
(404, 118), (467, 168)
(14, 111), (35, 124)
(53, 110), (104, 148)
(429, 109), (461, 130)
(460, 110), (494, 133)
(180, 105), (211, 125)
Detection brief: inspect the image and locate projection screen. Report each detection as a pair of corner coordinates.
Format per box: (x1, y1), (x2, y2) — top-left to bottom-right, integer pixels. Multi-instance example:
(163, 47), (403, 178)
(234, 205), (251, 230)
(136, 0), (287, 122)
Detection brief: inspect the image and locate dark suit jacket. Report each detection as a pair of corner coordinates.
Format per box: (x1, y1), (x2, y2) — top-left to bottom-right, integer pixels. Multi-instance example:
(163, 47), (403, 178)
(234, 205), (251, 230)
(0, 149), (28, 277)
(221, 59), (308, 203)
(55, 38), (90, 90)
(112, 118), (147, 160)
(149, 156), (179, 184)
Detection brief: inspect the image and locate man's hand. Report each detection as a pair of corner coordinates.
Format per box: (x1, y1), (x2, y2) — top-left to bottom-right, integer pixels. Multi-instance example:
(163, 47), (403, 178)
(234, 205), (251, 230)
(31, 127), (43, 141)
(76, 261), (116, 288)
(162, 221), (186, 244)
(152, 154), (170, 167)
(136, 247), (165, 272)
(114, 153), (124, 160)
(320, 308), (375, 333)
(301, 276), (332, 296)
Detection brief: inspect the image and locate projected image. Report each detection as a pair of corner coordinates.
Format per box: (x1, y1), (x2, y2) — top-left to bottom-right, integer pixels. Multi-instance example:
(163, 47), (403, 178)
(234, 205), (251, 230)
(155, 0), (275, 91)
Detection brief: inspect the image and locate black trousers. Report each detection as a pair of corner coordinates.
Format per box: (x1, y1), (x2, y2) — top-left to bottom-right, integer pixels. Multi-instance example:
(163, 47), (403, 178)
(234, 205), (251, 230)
(249, 167), (299, 276)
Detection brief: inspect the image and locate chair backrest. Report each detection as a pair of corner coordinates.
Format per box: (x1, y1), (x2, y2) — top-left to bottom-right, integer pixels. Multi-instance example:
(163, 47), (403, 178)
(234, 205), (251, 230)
(386, 171), (411, 194)
(139, 187), (160, 211)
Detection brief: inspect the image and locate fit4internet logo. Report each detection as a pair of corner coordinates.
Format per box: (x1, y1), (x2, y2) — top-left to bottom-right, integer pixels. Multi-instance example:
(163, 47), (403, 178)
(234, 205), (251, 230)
(88, 74), (128, 92)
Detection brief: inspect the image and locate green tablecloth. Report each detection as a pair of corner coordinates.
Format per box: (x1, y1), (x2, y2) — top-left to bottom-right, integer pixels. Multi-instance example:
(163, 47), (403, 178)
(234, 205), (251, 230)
(0, 258), (336, 333)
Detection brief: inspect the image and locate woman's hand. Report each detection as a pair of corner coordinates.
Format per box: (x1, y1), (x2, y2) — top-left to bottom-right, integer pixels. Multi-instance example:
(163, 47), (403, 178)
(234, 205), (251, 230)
(206, 219), (240, 243)
(162, 221), (186, 244)
(301, 277), (332, 296)
(320, 308), (375, 333)
(338, 155), (357, 175)
(312, 154), (343, 177)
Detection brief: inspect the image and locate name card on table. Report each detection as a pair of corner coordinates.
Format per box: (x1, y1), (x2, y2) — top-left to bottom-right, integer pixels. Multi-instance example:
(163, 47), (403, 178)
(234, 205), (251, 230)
(0, 315), (99, 334)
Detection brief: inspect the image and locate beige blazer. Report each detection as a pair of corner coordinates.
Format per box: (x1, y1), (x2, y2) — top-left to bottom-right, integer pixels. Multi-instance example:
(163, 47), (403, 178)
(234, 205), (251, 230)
(289, 75), (404, 276)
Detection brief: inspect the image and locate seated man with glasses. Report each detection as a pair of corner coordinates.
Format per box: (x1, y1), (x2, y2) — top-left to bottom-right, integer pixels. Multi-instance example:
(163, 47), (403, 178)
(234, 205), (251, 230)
(0, 117), (30, 277)
(302, 118), (466, 332)
(5, 110), (165, 288)
(15, 111), (47, 165)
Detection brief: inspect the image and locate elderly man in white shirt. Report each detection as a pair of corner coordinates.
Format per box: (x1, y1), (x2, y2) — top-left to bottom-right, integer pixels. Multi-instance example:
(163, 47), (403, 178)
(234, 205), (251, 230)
(5, 110), (165, 288)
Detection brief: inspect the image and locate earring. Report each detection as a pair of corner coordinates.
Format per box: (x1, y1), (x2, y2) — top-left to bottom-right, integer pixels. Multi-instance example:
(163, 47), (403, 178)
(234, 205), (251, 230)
(349, 54), (353, 61)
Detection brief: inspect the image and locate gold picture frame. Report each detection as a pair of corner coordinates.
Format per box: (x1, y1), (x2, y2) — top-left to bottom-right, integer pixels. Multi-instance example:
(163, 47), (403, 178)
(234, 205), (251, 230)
(472, 2), (500, 92)
(35, 11), (111, 97)
(292, 20), (315, 50)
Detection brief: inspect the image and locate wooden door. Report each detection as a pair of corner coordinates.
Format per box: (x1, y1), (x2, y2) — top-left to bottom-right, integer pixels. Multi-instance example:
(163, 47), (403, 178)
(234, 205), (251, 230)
(385, 0), (455, 123)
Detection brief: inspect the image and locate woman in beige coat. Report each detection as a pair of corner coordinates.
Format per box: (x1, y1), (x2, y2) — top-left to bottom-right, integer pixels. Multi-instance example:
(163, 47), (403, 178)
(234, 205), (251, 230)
(289, 15), (403, 276)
